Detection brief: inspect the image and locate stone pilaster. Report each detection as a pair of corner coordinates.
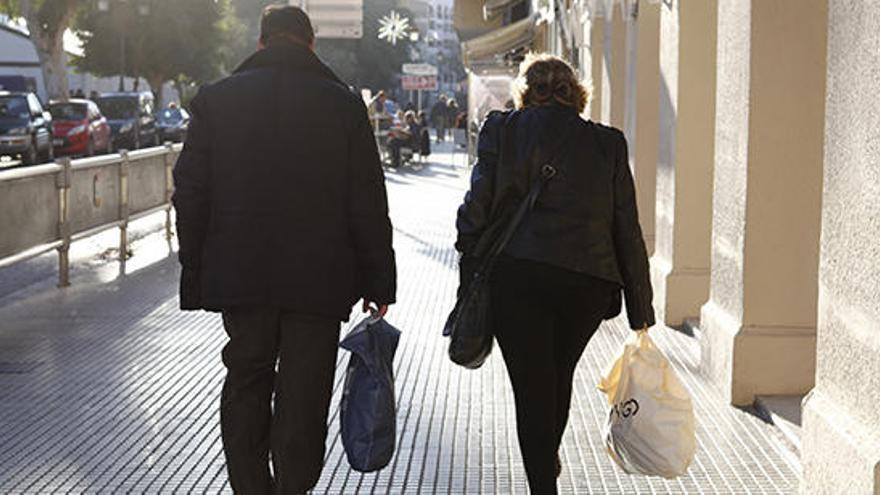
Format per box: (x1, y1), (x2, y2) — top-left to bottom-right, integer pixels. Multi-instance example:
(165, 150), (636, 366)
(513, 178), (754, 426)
(651, 0), (717, 326)
(801, 1), (880, 493)
(700, 0), (827, 406)
(588, 16), (604, 122)
(622, 0), (660, 255)
(600, 3), (626, 128)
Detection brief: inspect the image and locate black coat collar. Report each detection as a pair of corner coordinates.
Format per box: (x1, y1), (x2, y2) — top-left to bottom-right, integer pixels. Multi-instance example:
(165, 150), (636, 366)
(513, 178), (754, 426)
(234, 43), (345, 87)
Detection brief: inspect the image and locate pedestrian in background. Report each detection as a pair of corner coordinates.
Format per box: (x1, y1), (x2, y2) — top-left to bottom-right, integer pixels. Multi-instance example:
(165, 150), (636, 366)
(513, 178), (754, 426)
(431, 93), (448, 142)
(173, 5), (396, 493)
(445, 97), (460, 141)
(455, 53), (654, 494)
(370, 90), (387, 115)
(369, 91), (393, 134)
(417, 110), (431, 157)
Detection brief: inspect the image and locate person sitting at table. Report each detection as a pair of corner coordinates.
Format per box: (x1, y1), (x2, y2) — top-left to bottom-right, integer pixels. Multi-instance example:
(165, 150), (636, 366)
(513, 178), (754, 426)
(388, 111), (419, 168)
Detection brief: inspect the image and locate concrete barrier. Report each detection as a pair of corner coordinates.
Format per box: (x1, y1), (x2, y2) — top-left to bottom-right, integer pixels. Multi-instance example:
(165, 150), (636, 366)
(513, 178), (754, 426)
(0, 143), (182, 286)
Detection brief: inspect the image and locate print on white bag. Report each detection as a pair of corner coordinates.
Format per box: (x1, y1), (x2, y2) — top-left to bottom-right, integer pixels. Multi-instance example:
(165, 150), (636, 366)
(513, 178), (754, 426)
(597, 331), (696, 479)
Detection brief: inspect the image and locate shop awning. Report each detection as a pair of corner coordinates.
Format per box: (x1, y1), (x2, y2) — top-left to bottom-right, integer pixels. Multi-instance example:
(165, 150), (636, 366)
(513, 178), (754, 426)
(482, 0), (520, 19)
(454, 0), (504, 43)
(578, 0), (656, 19)
(461, 13), (542, 72)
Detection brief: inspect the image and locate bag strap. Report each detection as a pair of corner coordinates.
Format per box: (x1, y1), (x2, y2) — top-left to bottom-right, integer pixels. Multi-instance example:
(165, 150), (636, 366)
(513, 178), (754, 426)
(487, 165), (557, 258)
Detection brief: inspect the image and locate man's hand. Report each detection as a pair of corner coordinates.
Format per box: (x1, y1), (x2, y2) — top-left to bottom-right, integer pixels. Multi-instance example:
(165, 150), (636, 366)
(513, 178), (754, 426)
(362, 300), (389, 319)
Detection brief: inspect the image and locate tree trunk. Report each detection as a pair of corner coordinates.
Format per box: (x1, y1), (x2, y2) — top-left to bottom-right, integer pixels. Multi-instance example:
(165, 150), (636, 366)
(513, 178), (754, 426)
(172, 77), (186, 107)
(21, 0), (73, 102)
(147, 75), (165, 108)
(36, 34), (69, 102)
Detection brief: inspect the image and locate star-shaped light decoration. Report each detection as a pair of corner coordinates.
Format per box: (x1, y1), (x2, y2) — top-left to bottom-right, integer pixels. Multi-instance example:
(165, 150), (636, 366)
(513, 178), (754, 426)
(378, 10), (411, 46)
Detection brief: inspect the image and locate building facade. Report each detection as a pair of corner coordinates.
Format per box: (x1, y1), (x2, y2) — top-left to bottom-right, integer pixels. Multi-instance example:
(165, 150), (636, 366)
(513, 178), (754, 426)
(454, 0), (880, 493)
(399, 0), (466, 104)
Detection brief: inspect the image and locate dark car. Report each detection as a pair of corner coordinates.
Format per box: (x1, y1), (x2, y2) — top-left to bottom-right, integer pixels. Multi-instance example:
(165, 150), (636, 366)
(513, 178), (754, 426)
(0, 91), (53, 165)
(95, 92), (158, 150)
(155, 106), (190, 143)
(49, 99), (113, 157)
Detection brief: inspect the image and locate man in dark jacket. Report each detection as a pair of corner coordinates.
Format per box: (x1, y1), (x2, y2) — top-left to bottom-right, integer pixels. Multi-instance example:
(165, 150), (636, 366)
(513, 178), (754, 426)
(172, 5), (396, 493)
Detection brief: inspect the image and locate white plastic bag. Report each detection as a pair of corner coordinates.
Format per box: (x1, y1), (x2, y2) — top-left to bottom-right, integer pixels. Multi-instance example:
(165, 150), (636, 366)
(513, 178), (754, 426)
(597, 331), (696, 479)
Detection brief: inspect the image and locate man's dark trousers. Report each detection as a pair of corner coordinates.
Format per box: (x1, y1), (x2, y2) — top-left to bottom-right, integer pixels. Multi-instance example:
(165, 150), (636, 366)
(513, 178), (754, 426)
(220, 307), (340, 494)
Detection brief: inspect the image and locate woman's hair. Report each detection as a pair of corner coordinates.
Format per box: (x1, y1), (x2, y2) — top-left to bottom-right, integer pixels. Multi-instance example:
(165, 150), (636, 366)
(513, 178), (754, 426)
(512, 53), (591, 113)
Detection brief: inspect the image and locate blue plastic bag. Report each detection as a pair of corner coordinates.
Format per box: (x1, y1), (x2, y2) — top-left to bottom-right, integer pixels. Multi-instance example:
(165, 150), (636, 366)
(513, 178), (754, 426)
(339, 316), (401, 472)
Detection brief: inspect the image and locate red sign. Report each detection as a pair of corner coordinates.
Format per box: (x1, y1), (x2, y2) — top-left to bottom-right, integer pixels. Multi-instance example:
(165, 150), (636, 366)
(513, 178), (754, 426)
(401, 75), (439, 91)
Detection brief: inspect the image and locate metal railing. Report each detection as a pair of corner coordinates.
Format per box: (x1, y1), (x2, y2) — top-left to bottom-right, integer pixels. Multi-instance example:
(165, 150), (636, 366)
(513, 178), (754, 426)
(0, 144), (182, 287)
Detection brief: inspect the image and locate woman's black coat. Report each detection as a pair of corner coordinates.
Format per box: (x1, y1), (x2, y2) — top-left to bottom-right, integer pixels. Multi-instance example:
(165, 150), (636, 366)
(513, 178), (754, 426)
(456, 105), (655, 329)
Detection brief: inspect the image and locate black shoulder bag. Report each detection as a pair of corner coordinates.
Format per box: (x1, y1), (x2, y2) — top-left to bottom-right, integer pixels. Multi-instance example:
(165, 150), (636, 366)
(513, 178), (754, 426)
(444, 116), (576, 369)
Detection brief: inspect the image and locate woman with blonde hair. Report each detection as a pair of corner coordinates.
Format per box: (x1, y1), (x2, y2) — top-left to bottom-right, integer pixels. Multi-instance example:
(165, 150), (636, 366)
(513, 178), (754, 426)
(455, 53), (655, 493)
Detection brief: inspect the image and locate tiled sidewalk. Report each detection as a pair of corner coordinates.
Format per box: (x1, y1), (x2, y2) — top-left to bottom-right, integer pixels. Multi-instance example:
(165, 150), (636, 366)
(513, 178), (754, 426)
(0, 148), (800, 493)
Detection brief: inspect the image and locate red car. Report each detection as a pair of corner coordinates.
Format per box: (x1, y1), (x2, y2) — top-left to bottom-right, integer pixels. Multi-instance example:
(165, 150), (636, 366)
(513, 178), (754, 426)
(49, 99), (113, 157)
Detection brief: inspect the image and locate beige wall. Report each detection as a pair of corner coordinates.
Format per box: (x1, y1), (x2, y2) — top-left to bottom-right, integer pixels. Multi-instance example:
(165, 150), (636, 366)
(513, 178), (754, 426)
(651, 0), (717, 326)
(701, 0), (827, 406)
(801, 1), (880, 492)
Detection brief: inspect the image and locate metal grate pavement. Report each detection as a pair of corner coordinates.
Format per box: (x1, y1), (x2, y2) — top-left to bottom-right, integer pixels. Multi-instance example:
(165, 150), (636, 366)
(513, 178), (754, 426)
(0, 147), (800, 493)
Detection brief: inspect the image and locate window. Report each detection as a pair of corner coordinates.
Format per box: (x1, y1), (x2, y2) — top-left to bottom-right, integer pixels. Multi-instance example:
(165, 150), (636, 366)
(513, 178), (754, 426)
(48, 102), (88, 121)
(0, 96), (29, 120)
(97, 97), (138, 119)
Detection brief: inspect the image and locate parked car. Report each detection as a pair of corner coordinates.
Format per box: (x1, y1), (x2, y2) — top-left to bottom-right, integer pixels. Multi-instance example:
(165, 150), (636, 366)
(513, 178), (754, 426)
(95, 92), (158, 150)
(155, 106), (190, 143)
(0, 91), (53, 165)
(49, 99), (112, 157)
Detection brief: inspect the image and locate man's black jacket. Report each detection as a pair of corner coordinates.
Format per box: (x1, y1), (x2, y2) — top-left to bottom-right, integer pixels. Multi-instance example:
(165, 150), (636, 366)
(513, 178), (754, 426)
(456, 105), (655, 329)
(172, 43), (396, 320)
